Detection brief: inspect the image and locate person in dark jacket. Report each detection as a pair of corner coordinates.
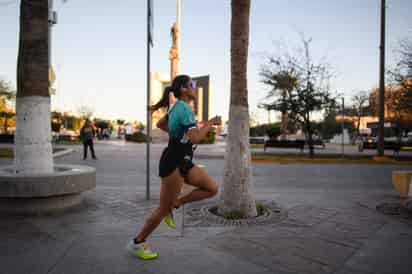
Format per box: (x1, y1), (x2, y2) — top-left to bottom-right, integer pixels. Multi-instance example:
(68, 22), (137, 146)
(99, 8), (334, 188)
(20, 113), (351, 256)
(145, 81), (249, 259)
(80, 119), (97, 160)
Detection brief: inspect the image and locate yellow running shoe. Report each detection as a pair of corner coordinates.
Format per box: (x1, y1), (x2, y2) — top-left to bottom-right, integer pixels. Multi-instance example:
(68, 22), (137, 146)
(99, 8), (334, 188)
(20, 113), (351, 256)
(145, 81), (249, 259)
(164, 211), (176, 228)
(126, 240), (158, 260)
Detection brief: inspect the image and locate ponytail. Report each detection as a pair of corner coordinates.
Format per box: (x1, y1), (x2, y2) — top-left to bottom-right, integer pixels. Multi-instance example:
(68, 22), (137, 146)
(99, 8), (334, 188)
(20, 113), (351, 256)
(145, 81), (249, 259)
(150, 86), (171, 112)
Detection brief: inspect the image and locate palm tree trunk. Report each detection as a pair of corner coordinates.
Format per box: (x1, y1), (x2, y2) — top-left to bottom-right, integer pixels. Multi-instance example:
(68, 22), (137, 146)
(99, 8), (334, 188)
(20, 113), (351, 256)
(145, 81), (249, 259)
(305, 120), (314, 158)
(356, 111), (362, 138)
(219, 0), (257, 218)
(307, 132), (314, 158)
(15, 0), (53, 174)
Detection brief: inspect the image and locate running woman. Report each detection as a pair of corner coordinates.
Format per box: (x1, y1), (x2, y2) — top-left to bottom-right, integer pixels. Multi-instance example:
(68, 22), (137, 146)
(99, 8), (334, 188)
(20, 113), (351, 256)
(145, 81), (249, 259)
(126, 75), (221, 260)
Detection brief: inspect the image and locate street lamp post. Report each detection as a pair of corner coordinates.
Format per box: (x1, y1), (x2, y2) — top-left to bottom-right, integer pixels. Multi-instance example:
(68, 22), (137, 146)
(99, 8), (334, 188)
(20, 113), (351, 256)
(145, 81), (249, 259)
(341, 97), (345, 157)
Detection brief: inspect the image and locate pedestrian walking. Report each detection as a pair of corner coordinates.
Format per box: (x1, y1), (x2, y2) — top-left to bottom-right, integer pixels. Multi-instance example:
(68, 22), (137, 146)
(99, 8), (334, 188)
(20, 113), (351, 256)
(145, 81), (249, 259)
(80, 119), (97, 160)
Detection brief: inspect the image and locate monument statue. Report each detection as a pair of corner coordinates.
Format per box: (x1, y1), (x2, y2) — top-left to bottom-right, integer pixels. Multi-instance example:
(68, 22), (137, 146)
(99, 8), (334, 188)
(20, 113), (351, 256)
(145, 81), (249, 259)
(169, 22), (180, 80)
(169, 0), (181, 81)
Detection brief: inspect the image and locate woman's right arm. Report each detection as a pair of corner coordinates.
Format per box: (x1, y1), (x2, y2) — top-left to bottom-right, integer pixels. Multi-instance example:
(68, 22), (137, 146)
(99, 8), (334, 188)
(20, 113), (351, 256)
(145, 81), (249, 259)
(187, 116), (221, 144)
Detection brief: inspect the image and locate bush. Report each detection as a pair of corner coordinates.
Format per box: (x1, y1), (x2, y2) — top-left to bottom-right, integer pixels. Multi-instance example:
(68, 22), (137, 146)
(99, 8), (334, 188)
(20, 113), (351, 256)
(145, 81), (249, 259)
(256, 203), (267, 215)
(0, 134), (14, 144)
(267, 125), (281, 139)
(125, 132), (147, 143)
(200, 128), (216, 144)
(264, 139), (305, 150)
(221, 203), (267, 220)
(250, 124), (268, 137)
(250, 123), (281, 139)
(223, 209), (246, 220)
(51, 122), (61, 133)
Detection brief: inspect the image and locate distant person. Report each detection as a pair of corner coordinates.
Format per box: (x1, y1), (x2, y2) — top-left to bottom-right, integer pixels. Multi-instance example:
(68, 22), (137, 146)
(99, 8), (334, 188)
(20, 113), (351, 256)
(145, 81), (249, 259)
(80, 119), (97, 160)
(117, 126), (124, 139)
(125, 124), (134, 139)
(102, 128), (110, 140)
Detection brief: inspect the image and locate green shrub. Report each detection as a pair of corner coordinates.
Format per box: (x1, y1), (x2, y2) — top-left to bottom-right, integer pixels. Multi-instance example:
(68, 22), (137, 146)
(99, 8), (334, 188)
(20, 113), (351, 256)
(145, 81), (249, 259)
(222, 203), (267, 220)
(250, 123), (281, 138)
(51, 122), (61, 133)
(256, 203), (267, 215)
(223, 209), (246, 220)
(250, 124), (268, 136)
(267, 125), (281, 139)
(125, 132), (147, 143)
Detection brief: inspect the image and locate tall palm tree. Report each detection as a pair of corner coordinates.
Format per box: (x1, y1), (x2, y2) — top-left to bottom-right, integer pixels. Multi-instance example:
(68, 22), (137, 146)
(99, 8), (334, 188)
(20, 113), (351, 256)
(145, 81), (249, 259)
(219, 0), (257, 218)
(15, 0), (53, 174)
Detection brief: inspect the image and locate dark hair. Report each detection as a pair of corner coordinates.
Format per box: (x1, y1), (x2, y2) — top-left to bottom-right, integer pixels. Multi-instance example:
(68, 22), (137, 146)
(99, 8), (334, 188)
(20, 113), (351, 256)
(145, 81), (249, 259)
(150, 74), (191, 112)
(171, 75), (191, 97)
(150, 86), (172, 112)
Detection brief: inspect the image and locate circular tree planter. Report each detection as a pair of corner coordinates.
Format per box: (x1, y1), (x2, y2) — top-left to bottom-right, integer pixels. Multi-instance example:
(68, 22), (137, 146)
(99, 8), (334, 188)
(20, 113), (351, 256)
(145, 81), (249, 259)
(184, 200), (288, 227)
(0, 164), (96, 214)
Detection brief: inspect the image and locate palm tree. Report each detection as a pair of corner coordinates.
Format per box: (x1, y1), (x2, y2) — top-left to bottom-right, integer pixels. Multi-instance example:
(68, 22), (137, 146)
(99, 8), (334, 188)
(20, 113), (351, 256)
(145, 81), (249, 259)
(219, 0), (257, 218)
(15, 0), (53, 173)
(260, 68), (299, 139)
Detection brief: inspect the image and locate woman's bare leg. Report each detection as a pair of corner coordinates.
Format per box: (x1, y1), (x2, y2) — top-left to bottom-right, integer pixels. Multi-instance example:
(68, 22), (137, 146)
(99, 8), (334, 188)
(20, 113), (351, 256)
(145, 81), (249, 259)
(135, 169), (183, 242)
(175, 166), (219, 208)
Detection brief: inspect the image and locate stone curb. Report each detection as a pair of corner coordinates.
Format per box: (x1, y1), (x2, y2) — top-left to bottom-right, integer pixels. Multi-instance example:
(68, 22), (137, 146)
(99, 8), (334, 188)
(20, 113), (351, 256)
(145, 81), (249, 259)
(251, 157), (412, 165)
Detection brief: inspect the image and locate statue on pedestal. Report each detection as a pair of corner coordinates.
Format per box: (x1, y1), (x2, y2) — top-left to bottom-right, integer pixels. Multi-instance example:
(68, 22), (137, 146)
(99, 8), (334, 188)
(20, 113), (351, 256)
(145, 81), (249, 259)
(169, 22), (180, 80)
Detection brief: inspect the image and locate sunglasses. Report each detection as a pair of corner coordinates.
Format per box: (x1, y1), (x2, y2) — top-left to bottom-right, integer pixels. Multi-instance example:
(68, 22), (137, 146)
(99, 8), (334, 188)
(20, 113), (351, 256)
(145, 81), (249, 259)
(187, 81), (197, 89)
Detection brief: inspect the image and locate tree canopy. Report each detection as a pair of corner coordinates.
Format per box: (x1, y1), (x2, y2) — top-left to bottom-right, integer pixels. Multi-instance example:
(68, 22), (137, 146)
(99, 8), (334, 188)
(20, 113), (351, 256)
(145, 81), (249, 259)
(259, 37), (335, 156)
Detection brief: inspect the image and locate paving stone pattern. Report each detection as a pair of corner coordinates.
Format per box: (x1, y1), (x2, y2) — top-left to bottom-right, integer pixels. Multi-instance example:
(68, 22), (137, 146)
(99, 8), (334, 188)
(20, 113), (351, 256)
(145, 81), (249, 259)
(1, 142), (412, 274)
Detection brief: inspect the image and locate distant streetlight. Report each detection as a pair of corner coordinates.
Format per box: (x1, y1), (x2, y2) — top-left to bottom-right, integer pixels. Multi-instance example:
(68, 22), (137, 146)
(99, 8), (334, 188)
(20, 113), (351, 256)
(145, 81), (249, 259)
(341, 97), (345, 157)
(336, 93), (345, 157)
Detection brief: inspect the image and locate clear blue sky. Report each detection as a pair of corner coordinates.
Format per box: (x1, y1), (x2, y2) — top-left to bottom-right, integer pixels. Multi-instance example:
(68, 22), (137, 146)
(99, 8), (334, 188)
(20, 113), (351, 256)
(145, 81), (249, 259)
(1, 0), (411, 123)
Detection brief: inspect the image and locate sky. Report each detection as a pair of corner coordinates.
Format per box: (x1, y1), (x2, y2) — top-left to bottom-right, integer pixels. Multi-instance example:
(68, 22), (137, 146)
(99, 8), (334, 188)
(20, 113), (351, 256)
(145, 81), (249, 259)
(1, 0), (411, 124)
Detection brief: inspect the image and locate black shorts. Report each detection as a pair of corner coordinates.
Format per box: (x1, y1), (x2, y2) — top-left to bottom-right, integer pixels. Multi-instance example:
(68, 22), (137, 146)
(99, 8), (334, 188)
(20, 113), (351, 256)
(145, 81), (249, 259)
(159, 147), (195, 178)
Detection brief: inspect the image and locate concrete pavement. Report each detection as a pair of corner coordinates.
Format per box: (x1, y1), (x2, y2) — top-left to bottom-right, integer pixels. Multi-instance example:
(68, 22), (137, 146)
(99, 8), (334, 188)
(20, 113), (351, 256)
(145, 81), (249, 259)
(1, 141), (411, 274)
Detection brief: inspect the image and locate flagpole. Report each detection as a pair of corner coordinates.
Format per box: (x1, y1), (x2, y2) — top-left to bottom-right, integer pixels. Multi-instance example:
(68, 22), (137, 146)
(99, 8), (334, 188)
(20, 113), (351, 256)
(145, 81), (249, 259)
(146, 0), (152, 200)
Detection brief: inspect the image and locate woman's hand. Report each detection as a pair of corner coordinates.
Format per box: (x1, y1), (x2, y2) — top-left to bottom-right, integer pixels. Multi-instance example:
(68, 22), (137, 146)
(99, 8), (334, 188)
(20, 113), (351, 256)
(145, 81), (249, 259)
(208, 116), (222, 126)
(187, 116), (221, 144)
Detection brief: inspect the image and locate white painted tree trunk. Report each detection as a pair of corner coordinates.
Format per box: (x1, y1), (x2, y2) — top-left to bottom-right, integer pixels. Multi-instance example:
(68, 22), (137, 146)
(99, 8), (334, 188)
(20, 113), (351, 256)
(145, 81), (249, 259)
(219, 105), (258, 217)
(14, 96), (53, 174)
